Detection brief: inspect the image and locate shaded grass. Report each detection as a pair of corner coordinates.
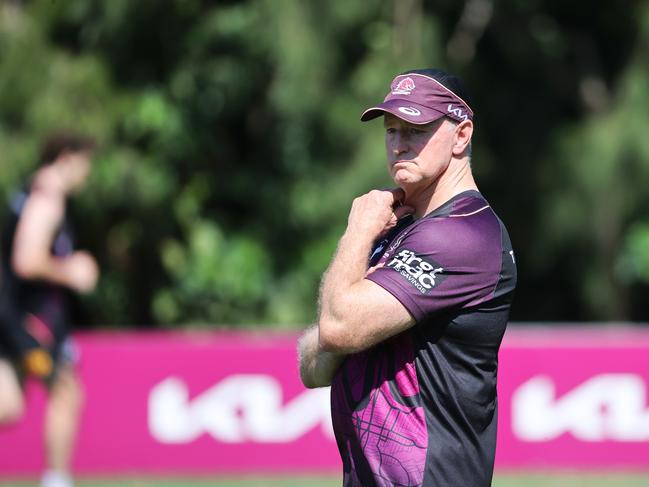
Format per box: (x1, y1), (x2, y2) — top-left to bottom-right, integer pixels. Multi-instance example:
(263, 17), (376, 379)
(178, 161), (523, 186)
(493, 473), (649, 487)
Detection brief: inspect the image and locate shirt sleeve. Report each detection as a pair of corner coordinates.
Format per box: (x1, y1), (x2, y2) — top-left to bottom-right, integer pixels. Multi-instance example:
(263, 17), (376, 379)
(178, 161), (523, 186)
(365, 215), (503, 322)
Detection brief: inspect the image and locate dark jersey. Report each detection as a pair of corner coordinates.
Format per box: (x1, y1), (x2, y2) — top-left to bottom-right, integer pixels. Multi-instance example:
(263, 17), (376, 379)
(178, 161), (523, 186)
(0, 189), (75, 358)
(330, 190), (517, 487)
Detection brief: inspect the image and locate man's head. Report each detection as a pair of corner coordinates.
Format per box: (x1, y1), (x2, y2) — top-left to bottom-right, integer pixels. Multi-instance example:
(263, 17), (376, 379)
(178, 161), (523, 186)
(361, 69), (474, 190)
(39, 133), (96, 193)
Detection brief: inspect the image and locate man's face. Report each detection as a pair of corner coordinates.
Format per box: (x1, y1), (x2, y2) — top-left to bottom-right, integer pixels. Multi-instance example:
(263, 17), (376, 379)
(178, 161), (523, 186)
(384, 113), (457, 189)
(62, 150), (93, 192)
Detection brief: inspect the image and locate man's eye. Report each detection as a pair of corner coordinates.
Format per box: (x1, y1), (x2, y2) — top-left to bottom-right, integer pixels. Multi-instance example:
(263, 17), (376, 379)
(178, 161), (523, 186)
(386, 128), (396, 134)
(408, 128), (423, 135)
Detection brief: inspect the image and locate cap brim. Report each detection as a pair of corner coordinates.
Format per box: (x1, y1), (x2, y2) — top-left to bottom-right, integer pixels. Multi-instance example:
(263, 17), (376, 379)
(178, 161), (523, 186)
(360, 99), (446, 125)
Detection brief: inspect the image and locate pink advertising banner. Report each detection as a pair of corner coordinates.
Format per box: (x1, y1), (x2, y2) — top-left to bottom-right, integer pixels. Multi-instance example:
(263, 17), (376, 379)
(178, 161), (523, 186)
(1, 327), (649, 475)
(496, 327), (649, 471)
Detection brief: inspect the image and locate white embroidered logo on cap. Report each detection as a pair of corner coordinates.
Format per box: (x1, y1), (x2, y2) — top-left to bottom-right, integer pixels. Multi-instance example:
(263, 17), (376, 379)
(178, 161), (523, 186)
(392, 77), (416, 95)
(398, 106), (421, 116)
(447, 104), (468, 121)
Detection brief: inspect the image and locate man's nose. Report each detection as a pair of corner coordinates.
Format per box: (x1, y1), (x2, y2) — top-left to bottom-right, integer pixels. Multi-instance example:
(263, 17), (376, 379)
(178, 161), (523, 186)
(392, 133), (408, 155)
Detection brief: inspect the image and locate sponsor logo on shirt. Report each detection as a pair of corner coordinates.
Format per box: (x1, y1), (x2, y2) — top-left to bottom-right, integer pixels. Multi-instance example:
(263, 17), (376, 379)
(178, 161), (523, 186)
(369, 242), (386, 263)
(386, 249), (444, 294)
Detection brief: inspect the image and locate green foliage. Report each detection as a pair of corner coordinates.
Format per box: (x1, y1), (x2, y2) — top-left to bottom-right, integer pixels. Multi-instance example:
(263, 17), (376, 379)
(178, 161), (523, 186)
(536, 5), (649, 319)
(1, 0), (648, 326)
(617, 223), (649, 284)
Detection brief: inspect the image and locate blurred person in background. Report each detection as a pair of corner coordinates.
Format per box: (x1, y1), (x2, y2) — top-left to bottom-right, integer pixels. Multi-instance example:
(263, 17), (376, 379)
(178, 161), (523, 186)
(299, 69), (516, 486)
(0, 134), (99, 487)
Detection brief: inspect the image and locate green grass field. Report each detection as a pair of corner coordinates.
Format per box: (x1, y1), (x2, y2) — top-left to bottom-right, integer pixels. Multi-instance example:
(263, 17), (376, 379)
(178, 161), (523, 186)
(2, 474), (649, 487)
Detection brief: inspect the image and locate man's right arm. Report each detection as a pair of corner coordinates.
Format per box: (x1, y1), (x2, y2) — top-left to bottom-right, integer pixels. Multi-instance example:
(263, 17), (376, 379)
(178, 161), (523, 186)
(11, 187), (98, 293)
(297, 325), (345, 388)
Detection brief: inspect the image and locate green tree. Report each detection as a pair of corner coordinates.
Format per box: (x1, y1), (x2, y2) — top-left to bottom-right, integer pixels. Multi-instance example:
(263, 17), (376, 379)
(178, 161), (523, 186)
(0, 0), (647, 327)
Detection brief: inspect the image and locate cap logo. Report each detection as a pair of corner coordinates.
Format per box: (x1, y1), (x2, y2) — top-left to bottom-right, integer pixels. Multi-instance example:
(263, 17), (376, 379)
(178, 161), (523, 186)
(392, 77), (416, 95)
(447, 104), (468, 121)
(398, 106), (421, 117)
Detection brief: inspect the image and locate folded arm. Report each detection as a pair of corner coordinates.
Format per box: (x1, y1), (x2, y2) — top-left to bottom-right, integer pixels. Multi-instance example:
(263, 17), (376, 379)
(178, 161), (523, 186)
(297, 189), (415, 388)
(317, 231), (414, 354)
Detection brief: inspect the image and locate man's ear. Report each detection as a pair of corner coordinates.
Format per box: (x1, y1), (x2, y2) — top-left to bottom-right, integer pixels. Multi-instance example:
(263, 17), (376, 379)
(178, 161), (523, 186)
(452, 120), (473, 156)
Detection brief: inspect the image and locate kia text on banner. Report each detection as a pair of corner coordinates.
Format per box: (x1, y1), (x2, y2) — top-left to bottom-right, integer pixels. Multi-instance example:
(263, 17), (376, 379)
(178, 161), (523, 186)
(0, 328), (648, 474)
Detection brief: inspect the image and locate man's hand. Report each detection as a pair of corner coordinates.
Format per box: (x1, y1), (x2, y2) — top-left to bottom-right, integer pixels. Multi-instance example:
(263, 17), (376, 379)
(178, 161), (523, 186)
(345, 188), (413, 241)
(62, 251), (99, 293)
(298, 325), (344, 388)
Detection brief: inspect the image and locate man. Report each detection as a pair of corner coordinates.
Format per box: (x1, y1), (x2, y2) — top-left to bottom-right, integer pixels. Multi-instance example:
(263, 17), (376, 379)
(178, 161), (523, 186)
(0, 134), (99, 487)
(298, 69), (516, 486)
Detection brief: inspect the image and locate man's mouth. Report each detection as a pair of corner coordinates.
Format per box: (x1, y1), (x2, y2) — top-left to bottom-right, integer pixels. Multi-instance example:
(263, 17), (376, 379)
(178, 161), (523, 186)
(391, 160), (414, 168)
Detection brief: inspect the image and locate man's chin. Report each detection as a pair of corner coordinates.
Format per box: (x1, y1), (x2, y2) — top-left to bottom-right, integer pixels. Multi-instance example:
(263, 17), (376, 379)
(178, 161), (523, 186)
(393, 177), (417, 190)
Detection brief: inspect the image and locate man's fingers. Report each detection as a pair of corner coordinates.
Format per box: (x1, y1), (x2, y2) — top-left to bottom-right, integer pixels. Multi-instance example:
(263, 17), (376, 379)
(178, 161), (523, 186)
(393, 205), (414, 220)
(388, 188), (406, 205)
(366, 263), (385, 276)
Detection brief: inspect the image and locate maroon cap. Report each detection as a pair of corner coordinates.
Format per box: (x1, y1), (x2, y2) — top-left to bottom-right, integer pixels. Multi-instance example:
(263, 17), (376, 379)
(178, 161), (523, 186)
(361, 73), (474, 125)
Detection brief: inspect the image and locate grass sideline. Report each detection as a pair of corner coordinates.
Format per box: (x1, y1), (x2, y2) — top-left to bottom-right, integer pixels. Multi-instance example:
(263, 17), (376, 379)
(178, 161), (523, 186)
(2, 474), (649, 486)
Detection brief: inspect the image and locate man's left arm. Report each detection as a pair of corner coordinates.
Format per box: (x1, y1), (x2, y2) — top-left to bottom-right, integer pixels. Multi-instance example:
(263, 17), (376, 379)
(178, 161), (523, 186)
(297, 325), (345, 388)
